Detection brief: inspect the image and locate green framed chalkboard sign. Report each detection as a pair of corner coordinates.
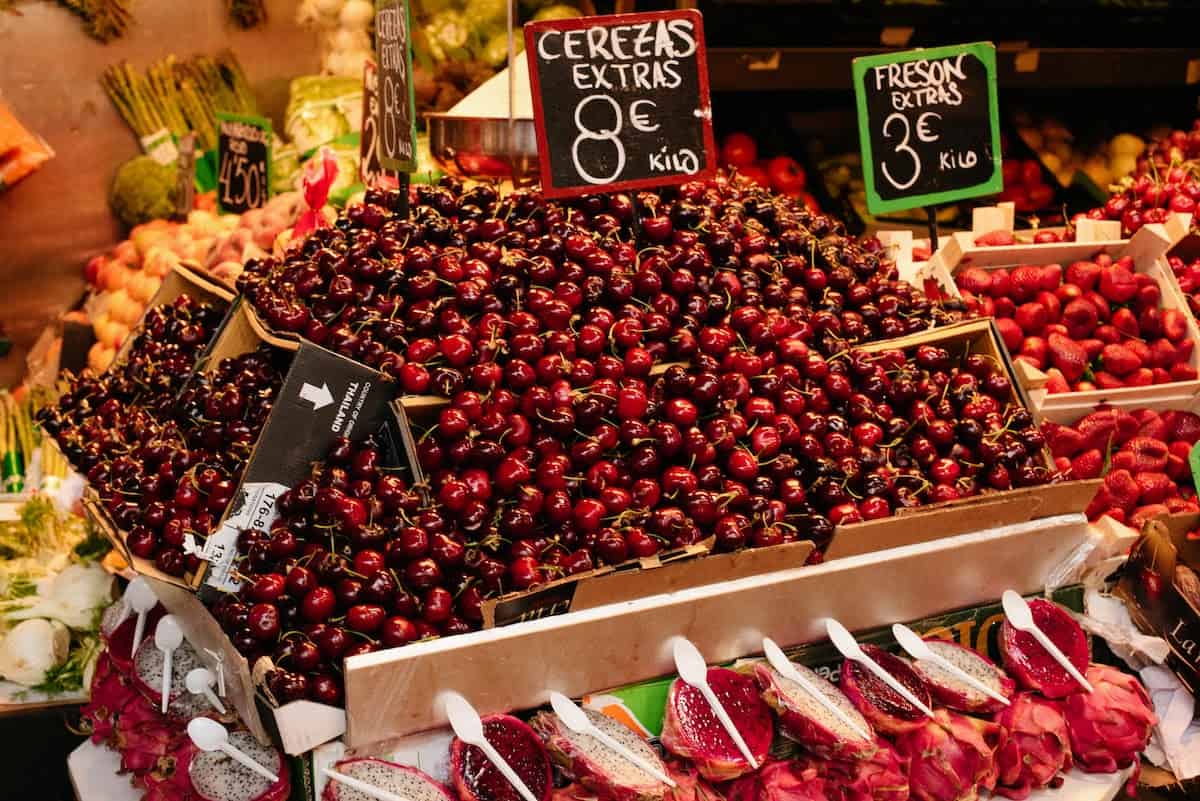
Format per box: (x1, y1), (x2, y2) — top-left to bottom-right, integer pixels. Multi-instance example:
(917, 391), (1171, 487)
(375, 0), (419, 172)
(852, 42), (1002, 215)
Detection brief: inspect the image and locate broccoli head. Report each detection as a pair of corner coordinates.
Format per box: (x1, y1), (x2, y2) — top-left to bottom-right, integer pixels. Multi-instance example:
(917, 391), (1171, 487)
(109, 155), (178, 228)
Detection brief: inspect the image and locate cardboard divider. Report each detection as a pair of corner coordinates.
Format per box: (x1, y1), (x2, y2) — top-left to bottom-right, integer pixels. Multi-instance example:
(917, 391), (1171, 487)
(342, 512), (1092, 746)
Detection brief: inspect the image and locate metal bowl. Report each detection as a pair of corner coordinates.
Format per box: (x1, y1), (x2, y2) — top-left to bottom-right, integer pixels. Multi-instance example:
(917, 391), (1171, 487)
(425, 113), (539, 183)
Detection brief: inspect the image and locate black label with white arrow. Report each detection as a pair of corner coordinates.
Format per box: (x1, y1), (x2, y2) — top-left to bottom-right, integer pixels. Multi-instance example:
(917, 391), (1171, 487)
(198, 343), (396, 596)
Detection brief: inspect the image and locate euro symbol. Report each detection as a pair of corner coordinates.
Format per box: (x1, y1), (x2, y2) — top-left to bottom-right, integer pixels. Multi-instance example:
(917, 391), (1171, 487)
(630, 100), (659, 132)
(916, 112), (941, 143)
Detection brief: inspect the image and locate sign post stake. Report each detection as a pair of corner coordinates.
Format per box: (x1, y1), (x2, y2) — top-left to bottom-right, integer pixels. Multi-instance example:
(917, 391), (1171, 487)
(375, 0), (418, 213)
(925, 206), (939, 256)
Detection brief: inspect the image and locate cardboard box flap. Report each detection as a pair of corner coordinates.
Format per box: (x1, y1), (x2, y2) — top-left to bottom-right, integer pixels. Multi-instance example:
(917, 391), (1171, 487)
(342, 514), (1091, 746)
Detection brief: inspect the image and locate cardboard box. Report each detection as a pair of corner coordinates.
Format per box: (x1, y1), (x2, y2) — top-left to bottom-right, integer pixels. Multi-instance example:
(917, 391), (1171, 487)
(342, 511), (1092, 746)
(1116, 512), (1200, 696)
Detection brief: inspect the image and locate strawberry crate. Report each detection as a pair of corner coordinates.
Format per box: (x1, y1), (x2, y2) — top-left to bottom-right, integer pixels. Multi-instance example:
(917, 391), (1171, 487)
(933, 218), (1200, 413)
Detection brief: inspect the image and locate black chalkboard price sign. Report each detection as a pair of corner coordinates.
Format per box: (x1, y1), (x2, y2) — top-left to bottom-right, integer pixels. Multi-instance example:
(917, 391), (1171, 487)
(852, 42), (1002, 215)
(360, 59), (398, 189)
(525, 10), (716, 199)
(216, 112), (271, 215)
(375, 0), (418, 172)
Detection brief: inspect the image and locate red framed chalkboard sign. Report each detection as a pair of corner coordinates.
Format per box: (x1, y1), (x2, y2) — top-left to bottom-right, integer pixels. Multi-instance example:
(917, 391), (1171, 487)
(524, 9), (716, 199)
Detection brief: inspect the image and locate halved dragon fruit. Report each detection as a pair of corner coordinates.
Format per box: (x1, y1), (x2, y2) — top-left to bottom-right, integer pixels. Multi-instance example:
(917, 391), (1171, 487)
(999, 599), (1090, 699)
(840, 645), (932, 737)
(451, 714), (552, 801)
(795, 740), (911, 801)
(322, 757), (455, 801)
(188, 729), (290, 801)
(661, 667), (774, 782)
(104, 603), (166, 676)
(993, 692), (1073, 801)
(1062, 663), (1156, 787)
(115, 694), (180, 778)
(753, 662), (875, 761)
(132, 636), (211, 719)
(894, 709), (1003, 801)
(531, 709), (670, 801)
(726, 760), (831, 801)
(905, 639), (1015, 714)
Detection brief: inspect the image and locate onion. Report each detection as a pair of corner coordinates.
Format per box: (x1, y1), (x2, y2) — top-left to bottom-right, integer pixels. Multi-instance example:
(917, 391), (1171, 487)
(0, 619), (69, 687)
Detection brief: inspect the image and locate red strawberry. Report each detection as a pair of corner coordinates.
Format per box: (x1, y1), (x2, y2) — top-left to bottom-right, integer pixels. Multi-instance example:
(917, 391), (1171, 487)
(1125, 436), (1170, 472)
(1132, 504), (1170, 528)
(1075, 409), (1120, 451)
(1040, 264), (1063, 290)
(1100, 343), (1140, 376)
(975, 229), (1016, 247)
(1085, 485), (1113, 519)
(1015, 302), (1048, 335)
(1010, 265), (1043, 302)
(1137, 283), (1162, 309)
(1153, 367), (1172, 384)
(957, 268), (992, 295)
(1094, 371), (1125, 389)
(1037, 290), (1062, 323)
(989, 269), (1011, 298)
(1166, 412), (1200, 445)
(1168, 439), (1194, 459)
(978, 296), (996, 317)
(1170, 364), (1199, 381)
(1112, 451), (1136, 472)
(1061, 298), (1098, 338)
(1150, 339), (1178, 368)
(1094, 324), (1120, 344)
(1111, 307), (1140, 338)
(1048, 332), (1088, 383)
(995, 317), (1024, 352)
(1021, 335), (1048, 365)
(994, 296), (1017, 318)
(1099, 264), (1138, 302)
(1070, 449), (1104, 479)
(1166, 453), (1189, 482)
(1132, 409), (1166, 439)
(1043, 369), (1069, 393)
(1055, 456), (1072, 473)
(1135, 471), (1176, 504)
(1095, 253), (1114, 268)
(1105, 469), (1142, 513)
(1139, 307), (1163, 338)
(1014, 354), (1046, 373)
(1080, 338), (1104, 360)
(1127, 338), (1153, 366)
(1044, 422), (1086, 458)
(1066, 260), (1102, 291)
(1127, 368), (1155, 386)
(1163, 308), (1189, 343)
(1115, 411), (1140, 443)
(1177, 339), (1194, 361)
(1083, 291), (1111, 321)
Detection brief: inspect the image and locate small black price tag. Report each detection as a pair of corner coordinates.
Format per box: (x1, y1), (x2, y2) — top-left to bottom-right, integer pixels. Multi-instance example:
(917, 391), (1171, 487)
(216, 112), (272, 215)
(525, 10), (716, 199)
(852, 42), (1002, 215)
(375, 0), (418, 172)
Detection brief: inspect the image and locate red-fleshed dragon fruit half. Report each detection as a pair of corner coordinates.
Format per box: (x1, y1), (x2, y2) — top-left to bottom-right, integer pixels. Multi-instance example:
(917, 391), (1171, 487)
(999, 599), (1090, 699)
(840, 645), (933, 737)
(116, 693), (181, 778)
(992, 692), (1073, 801)
(451, 714), (553, 801)
(753, 663), (876, 761)
(141, 737), (199, 801)
(1062, 663), (1156, 792)
(188, 729), (290, 801)
(894, 709), (1003, 801)
(322, 757), (456, 801)
(531, 708), (670, 801)
(726, 760), (831, 801)
(904, 640), (1015, 715)
(81, 651), (143, 746)
(794, 740), (911, 801)
(661, 667), (775, 782)
(132, 636), (211, 719)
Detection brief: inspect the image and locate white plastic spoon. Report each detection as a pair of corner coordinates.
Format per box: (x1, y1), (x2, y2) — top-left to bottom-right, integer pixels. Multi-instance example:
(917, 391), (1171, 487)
(825, 619), (935, 719)
(323, 768), (412, 801)
(1001, 591), (1094, 693)
(761, 637), (873, 740)
(155, 616), (184, 715)
(549, 692), (676, 787)
(185, 667), (227, 714)
(892, 624), (1011, 707)
(126, 578), (157, 658)
(187, 718), (279, 782)
(672, 638), (760, 770)
(443, 692), (539, 801)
